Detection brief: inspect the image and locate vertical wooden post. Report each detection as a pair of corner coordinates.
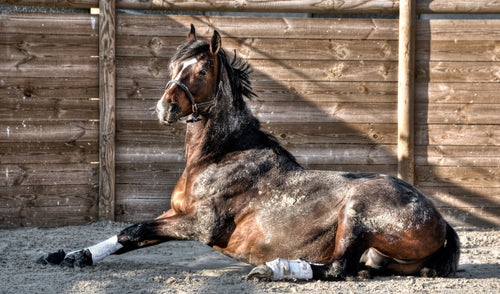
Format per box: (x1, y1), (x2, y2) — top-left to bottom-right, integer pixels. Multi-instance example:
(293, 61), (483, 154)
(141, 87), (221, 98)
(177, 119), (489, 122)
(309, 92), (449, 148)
(397, 0), (415, 184)
(98, 0), (116, 220)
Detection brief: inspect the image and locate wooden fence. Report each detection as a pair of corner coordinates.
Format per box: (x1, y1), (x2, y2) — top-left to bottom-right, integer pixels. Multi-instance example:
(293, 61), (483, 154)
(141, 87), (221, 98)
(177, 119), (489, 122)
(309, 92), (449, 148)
(1, 0), (499, 227)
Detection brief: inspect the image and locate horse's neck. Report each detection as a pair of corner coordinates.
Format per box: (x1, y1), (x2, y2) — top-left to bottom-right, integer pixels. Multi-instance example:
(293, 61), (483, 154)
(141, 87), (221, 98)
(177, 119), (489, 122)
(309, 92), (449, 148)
(184, 81), (255, 167)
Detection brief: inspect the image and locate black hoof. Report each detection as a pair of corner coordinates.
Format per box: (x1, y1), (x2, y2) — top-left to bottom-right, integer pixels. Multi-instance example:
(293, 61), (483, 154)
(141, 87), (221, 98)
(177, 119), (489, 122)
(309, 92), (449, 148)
(60, 249), (93, 268)
(36, 249), (66, 265)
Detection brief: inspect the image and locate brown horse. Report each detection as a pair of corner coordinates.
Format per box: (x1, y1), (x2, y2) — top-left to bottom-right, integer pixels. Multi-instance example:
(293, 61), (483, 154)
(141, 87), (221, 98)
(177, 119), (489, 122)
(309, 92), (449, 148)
(39, 25), (459, 281)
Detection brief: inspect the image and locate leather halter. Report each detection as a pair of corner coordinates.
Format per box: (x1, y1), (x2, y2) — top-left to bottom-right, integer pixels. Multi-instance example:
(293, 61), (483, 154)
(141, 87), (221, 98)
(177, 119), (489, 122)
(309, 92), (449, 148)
(165, 54), (224, 123)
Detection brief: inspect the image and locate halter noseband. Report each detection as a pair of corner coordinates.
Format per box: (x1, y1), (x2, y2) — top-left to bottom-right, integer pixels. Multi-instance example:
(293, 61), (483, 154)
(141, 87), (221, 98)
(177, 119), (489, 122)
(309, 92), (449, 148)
(165, 54), (224, 123)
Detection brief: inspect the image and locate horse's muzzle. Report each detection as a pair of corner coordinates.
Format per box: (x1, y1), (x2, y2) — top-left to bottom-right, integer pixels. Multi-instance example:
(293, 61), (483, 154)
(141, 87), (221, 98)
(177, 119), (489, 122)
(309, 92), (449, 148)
(157, 101), (182, 125)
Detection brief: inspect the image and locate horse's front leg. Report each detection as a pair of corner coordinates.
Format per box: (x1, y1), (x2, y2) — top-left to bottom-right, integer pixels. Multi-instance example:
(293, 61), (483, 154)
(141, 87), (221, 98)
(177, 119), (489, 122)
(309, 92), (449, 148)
(38, 214), (198, 267)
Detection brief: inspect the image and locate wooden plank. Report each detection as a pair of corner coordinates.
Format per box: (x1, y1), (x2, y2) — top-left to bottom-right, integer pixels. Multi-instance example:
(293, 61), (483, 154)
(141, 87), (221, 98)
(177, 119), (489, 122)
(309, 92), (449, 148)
(262, 123), (397, 145)
(116, 98), (397, 123)
(0, 121), (98, 143)
(0, 163), (98, 187)
(117, 58), (398, 82)
(116, 0), (399, 14)
(416, 146), (500, 167)
(116, 163), (184, 185)
(115, 142), (397, 166)
(0, 185), (97, 208)
(418, 0), (500, 14)
(416, 124), (500, 146)
(0, 12), (99, 35)
(1, 55), (98, 78)
(117, 36), (398, 61)
(0, 33), (98, 58)
(416, 61), (500, 83)
(0, 205), (97, 228)
(6, 0), (500, 14)
(0, 0), (97, 8)
(421, 187), (500, 208)
(416, 20), (500, 41)
(1, 98), (98, 121)
(415, 103), (500, 125)
(0, 77), (98, 100)
(416, 40), (500, 62)
(117, 78), (397, 103)
(416, 82), (500, 104)
(115, 193), (171, 222)
(438, 207), (500, 228)
(0, 142), (98, 164)
(98, 0), (116, 221)
(117, 14), (398, 40)
(116, 121), (397, 145)
(397, 0), (415, 184)
(415, 166), (500, 188)
(287, 143), (397, 166)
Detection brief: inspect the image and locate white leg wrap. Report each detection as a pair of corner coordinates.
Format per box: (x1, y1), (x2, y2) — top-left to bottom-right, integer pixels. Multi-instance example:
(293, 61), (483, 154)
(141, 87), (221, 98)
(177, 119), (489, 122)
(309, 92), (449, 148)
(265, 258), (313, 280)
(86, 235), (123, 263)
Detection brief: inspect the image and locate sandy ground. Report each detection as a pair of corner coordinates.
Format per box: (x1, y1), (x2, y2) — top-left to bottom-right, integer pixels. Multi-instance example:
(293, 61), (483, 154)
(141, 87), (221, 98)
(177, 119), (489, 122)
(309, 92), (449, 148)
(0, 221), (498, 294)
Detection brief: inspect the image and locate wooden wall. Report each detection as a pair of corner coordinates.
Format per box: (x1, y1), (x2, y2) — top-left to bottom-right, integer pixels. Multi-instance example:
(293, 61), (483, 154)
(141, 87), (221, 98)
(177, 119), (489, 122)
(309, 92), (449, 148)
(1, 10), (499, 227)
(414, 20), (500, 226)
(0, 12), (100, 226)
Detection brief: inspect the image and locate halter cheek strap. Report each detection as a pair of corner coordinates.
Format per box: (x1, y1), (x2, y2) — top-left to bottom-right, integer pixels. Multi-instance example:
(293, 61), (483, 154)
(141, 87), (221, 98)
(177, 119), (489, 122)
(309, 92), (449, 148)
(165, 55), (224, 123)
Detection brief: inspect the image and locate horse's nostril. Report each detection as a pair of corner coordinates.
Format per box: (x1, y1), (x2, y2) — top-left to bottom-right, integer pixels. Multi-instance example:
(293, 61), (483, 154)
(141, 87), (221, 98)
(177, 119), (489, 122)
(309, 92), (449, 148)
(169, 103), (180, 113)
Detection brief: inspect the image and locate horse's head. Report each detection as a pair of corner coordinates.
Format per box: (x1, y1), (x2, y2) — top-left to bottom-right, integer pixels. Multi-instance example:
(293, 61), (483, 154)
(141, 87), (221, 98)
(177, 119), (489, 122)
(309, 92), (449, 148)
(156, 24), (222, 125)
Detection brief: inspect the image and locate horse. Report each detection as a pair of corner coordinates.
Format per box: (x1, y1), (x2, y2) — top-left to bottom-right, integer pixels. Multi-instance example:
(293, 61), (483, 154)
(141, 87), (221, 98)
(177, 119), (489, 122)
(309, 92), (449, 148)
(38, 25), (460, 281)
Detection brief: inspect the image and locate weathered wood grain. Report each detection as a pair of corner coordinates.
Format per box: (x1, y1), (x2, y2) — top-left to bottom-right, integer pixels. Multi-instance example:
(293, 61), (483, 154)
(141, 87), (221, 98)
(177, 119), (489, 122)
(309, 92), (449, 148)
(0, 121), (98, 143)
(117, 36), (398, 61)
(117, 14), (398, 40)
(1, 55), (98, 78)
(416, 146), (500, 167)
(0, 163), (98, 187)
(416, 61), (500, 83)
(5, 0), (500, 14)
(117, 78), (398, 103)
(0, 77), (98, 100)
(1, 98), (99, 121)
(116, 98), (397, 123)
(415, 166), (500, 187)
(0, 142), (98, 164)
(1, 33), (98, 58)
(417, 20), (500, 41)
(416, 82), (500, 104)
(98, 0), (116, 221)
(415, 103), (500, 125)
(397, 0), (415, 183)
(0, 12), (98, 35)
(416, 124), (500, 146)
(117, 58), (398, 82)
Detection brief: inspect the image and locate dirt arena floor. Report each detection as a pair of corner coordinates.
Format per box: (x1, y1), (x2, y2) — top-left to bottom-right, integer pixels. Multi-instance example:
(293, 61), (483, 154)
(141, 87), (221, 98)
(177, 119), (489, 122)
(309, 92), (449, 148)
(0, 221), (498, 293)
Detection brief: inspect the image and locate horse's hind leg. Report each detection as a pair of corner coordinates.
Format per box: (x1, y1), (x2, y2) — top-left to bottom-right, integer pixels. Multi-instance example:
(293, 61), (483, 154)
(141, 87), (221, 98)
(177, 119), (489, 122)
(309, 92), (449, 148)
(321, 199), (369, 280)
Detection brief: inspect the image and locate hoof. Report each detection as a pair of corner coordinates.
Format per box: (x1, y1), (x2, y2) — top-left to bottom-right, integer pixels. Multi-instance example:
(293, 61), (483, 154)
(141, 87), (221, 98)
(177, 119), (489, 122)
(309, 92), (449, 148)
(246, 264), (273, 281)
(36, 249), (66, 265)
(420, 267), (437, 278)
(60, 249), (93, 268)
(358, 269), (374, 280)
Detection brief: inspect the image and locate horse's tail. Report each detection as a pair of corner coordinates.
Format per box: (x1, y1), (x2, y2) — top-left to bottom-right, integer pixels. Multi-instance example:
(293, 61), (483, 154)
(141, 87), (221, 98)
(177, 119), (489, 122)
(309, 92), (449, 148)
(424, 222), (460, 277)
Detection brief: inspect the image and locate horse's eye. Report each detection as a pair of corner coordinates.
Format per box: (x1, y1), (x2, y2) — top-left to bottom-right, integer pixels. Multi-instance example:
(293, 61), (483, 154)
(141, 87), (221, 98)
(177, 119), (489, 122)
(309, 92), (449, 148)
(199, 69), (207, 76)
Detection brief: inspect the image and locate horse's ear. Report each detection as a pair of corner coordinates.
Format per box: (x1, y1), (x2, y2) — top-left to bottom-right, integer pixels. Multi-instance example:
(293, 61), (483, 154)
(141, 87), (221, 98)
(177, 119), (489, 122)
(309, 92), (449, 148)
(210, 30), (221, 55)
(188, 24), (197, 41)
